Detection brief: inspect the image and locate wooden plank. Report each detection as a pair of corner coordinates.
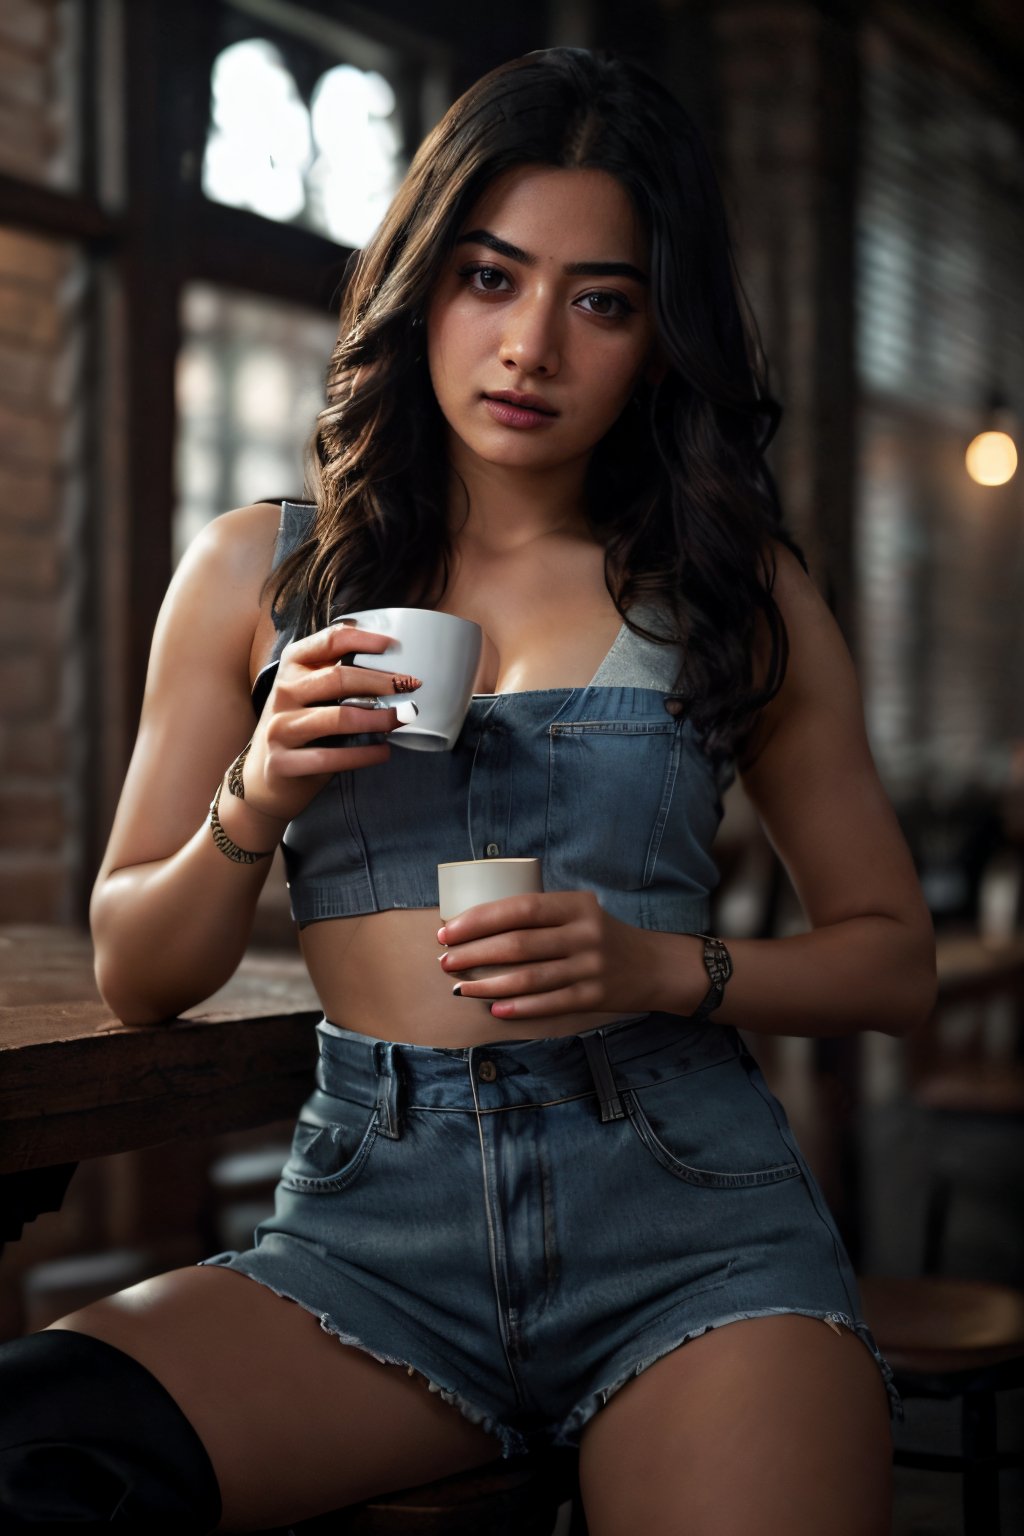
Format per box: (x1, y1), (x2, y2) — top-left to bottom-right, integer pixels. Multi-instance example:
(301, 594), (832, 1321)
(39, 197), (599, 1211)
(189, 199), (348, 314)
(0, 1007), (320, 1115)
(0, 1061), (315, 1172)
(0, 170), (118, 243)
(0, 924), (317, 1012)
(0, 925), (322, 1173)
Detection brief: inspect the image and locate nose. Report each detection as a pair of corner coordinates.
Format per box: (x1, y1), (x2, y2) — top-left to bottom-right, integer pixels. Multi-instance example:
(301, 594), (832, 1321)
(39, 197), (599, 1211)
(500, 294), (561, 377)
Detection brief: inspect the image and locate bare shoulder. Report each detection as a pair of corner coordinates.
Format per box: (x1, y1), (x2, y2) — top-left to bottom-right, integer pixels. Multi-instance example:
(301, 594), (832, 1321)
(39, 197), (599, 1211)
(759, 539), (849, 682)
(166, 501), (283, 615)
(199, 499), (284, 568)
(742, 539), (857, 764)
(148, 503), (283, 685)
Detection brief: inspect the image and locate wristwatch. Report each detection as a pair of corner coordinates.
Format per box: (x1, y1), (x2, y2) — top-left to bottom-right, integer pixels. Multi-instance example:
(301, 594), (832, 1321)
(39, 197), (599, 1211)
(688, 934), (733, 1024)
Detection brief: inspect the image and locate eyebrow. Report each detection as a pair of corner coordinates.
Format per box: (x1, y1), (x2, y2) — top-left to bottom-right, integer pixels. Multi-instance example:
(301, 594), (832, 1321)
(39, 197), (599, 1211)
(455, 228), (648, 285)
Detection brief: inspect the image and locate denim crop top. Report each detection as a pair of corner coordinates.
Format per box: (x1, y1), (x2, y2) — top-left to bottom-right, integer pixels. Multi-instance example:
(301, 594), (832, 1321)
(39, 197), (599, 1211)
(255, 502), (735, 933)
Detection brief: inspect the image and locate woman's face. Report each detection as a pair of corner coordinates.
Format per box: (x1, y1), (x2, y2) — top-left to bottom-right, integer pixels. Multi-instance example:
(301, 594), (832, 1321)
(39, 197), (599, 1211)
(426, 164), (659, 478)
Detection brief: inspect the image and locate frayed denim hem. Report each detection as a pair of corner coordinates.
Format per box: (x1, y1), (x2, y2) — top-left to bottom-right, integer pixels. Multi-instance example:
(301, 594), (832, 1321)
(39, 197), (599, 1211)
(195, 1255), (528, 1459)
(551, 1305), (904, 1448)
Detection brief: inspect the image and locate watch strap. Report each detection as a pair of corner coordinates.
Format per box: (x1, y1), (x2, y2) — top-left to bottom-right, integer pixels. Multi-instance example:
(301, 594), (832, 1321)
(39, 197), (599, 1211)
(688, 933), (733, 1024)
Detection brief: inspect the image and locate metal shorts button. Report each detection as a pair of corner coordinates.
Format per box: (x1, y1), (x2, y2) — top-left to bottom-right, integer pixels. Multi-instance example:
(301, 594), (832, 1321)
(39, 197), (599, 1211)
(485, 843), (500, 857)
(477, 1059), (498, 1083)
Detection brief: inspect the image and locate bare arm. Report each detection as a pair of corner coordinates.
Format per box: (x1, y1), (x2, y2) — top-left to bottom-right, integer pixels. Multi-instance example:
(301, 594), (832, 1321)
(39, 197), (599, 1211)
(90, 504), (405, 1024)
(648, 541), (937, 1036)
(439, 542), (937, 1038)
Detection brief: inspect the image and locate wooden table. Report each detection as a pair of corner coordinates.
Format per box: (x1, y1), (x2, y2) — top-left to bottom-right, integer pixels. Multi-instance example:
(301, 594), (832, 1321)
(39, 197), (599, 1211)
(4, 922), (1023, 1250)
(0, 925), (322, 1246)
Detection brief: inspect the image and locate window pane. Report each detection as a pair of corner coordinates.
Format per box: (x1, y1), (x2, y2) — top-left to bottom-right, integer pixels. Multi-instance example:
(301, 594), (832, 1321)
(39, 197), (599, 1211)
(856, 24), (1024, 802)
(201, 18), (411, 247)
(0, 0), (81, 191)
(857, 25), (1024, 416)
(174, 283), (336, 563)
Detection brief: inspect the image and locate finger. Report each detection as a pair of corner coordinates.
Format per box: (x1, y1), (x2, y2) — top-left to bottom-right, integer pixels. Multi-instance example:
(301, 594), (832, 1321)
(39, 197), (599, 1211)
(276, 661), (421, 708)
(486, 980), (604, 1019)
(270, 740), (392, 776)
(438, 891), (576, 945)
(275, 704), (404, 746)
(441, 925), (570, 973)
(283, 624), (396, 667)
(452, 955), (598, 1001)
(335, 664), (424, 700)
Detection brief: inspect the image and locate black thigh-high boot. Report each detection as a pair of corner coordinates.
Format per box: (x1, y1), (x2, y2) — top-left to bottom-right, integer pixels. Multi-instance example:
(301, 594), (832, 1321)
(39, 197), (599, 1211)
(0, 1328), (222, 1529)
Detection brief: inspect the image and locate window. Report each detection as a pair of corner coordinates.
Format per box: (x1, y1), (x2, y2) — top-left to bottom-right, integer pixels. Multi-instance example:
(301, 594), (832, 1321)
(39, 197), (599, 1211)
(198, 0), (450, 248)
(175, 283), (336, 562)
(203, 38), (404, 248)
(855, 23), (1024, 796)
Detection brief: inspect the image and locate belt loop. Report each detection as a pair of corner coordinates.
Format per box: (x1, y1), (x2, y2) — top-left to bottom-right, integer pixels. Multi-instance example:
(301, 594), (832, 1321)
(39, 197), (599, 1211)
(372, 1041), (404, 1140)
(580, 1030), (625, 1123)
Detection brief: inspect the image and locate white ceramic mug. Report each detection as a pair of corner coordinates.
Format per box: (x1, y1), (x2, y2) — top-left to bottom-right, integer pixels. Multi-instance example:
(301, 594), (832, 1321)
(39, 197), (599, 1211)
(332, 607), (483, 752)
(437, 857), (544, 984)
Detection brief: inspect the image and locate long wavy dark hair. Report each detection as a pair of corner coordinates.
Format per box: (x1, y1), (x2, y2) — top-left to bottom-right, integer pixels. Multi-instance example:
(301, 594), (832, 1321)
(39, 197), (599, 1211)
(272, 46), (806, 766)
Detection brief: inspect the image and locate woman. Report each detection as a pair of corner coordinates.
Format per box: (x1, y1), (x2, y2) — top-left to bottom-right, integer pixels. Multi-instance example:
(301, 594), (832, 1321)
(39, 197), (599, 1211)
(0, 46), (935, 1534)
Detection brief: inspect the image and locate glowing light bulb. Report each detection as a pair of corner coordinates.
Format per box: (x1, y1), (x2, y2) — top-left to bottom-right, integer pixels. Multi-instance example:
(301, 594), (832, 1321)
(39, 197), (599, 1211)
(965, 431), (1018, 486)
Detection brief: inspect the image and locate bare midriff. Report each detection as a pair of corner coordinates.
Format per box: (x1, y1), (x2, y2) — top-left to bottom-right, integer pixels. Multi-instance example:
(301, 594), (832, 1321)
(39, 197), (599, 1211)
(298, 909), (639, 1047)
(256, 537), (643, 1046)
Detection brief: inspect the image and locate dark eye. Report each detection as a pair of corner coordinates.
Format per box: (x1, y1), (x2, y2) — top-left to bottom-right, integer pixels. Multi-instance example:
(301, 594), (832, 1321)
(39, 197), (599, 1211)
(577, 291), (633, 319)
(458, 264), (511, 293)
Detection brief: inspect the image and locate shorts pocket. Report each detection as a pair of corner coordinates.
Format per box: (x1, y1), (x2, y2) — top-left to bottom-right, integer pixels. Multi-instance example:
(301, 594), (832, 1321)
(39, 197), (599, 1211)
(279, 1089), (379, 1194)
(623, 1060), (801, 1189)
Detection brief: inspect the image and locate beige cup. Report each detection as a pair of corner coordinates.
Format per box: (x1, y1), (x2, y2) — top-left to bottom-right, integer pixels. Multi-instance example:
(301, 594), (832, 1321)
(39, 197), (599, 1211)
(437, 857), (543, 985)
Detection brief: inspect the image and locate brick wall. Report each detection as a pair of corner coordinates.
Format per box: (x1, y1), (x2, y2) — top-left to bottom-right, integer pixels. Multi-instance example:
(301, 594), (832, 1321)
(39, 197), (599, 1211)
(0, 227), (85, 921)
(0, 0), (77, 190)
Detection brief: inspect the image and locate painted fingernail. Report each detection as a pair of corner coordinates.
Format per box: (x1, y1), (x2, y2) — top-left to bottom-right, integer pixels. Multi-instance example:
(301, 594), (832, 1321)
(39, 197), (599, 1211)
(437, 927), (448, 944)
(392, 674), (423, 693)
(394, 700), (419, 725)
(452, 984), (463, 997)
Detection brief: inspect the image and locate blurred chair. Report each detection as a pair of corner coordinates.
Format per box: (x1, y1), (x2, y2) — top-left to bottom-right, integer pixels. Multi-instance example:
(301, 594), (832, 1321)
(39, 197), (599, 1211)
(859, 1276), (1024, 1536)
(857, 843), (1024, 1533)
(911, 845), (1024, 1275)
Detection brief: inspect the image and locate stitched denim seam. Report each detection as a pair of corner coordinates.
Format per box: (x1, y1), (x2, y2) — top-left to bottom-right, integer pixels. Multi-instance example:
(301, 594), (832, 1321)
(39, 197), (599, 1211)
(407, 1090), (595, 1114)
(642, 723), (682, 887)
(279, 1121), (380, 1194)
(623, 1089), (801, 1189)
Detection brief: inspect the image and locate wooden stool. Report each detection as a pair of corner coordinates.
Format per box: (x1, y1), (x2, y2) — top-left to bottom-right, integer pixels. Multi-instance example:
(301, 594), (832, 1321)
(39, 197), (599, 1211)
(859, 1275), (1024, 1535)
(285, 1449), (580, 1535)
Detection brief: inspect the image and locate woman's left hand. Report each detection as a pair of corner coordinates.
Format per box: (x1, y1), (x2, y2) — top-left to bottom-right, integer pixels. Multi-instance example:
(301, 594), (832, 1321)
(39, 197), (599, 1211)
(437, 890), (677, 1021)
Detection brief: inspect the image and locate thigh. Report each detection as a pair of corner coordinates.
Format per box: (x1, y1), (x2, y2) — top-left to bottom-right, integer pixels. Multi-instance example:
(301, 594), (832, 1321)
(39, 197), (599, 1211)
(46, 1263), (499, 1532)
(577, 1314), (892, 1536)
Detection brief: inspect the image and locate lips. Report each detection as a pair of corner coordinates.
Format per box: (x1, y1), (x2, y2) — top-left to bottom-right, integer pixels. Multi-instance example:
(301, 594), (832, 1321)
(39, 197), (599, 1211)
(483, 390), (558, 416)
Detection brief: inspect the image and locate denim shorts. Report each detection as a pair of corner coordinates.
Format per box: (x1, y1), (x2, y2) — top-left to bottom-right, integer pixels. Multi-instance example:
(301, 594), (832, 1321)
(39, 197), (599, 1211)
(199, 1012), (899, 1457)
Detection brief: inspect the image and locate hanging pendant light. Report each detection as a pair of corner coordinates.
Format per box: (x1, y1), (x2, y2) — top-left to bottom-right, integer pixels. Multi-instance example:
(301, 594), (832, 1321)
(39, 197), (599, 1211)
(965, 389), (1018, 486)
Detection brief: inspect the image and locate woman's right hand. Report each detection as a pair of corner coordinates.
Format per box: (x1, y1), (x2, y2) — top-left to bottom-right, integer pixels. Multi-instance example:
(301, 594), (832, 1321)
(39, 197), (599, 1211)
(239, 621), (421, 826)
